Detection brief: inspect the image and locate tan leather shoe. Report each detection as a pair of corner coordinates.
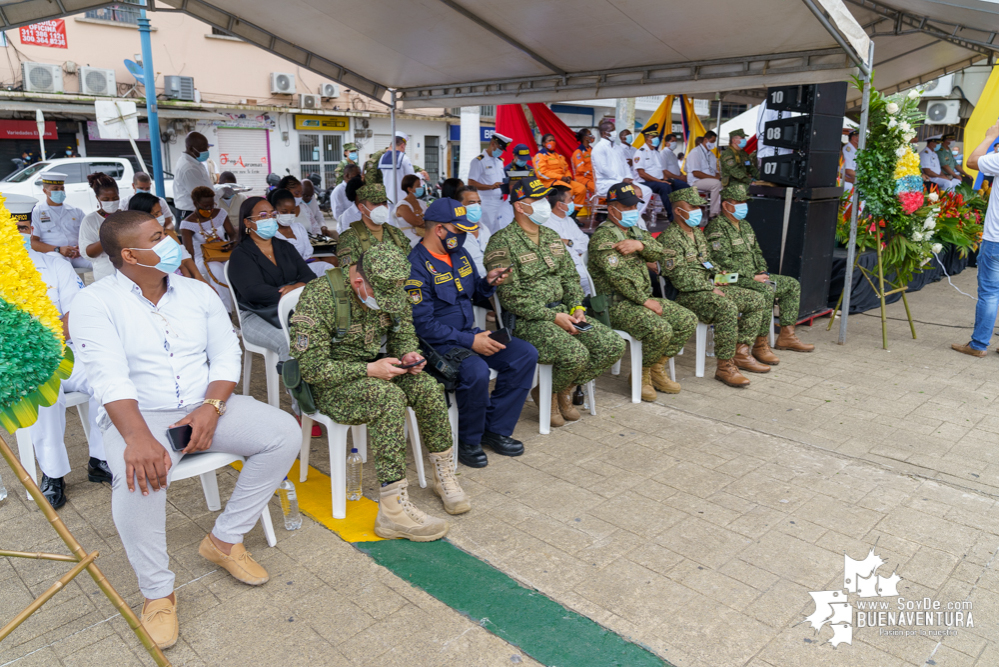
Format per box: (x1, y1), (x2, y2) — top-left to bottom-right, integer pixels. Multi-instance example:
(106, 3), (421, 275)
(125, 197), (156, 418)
(650, 357), (681, 394)
(752, 336), (780, 365)
(775, 324), (815, 352)
(628, 368), (658, 402)
(140, 597), (178, 649)
(557, 386), (581, 421)
(734, 343), (771, 373)
(374, 479), (449, 541)
(428, 448), (471, 515)
(952, 342), (986, 357)
(199, 535), (269, 586)
(715, 358), (750, 387)
(531, 386), (565, 428)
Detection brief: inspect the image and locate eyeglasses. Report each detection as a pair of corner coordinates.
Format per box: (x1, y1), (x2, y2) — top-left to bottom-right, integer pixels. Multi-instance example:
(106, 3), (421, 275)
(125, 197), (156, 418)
(248, 212), (276, 221)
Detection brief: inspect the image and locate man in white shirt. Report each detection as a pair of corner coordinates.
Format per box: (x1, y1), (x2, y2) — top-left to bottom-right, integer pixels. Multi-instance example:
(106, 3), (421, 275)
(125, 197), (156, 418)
(616, 128), (638, 180)
(301, 179), (327, 235)
(456, 185), (492, 277)
(591, 119), (651, 223)
(543, 184), (591, 295)
(379, 131), (417, 205)
(921, 137), (961, 191)
(633, 126), (690, 222)
(686, 131), (722, 216)
(124, 172), (174, 229)
(331, 164), (360, 220)
(172, 132), (214, 219)
(17, 207), (108, 509)
(29, 172), (89, 270)
(953, 121), (999, 357)
(70, 210), (300, 649)
(841, 131), (859, 192)
(467, 132), (513, 234)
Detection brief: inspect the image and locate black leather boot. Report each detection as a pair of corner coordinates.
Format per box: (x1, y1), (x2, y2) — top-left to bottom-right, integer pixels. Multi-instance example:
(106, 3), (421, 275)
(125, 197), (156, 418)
(480, 432), (525, 457)
(458, 440), (488, 468)
(40, 474), (66, 509)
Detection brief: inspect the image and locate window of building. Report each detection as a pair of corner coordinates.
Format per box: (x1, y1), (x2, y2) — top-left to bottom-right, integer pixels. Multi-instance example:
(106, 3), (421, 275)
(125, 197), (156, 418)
(84, 1), (142, 24)
(424, 136), (440, 183)
(450, 145), (460, 182)
(447, 106), (496, 118)
(299, 133), (343, 189)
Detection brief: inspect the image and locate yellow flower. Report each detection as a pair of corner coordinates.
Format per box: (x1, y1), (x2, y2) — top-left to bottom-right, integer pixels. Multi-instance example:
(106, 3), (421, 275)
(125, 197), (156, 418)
(893, 150), (920, 180)
(0, 194), (65, 345)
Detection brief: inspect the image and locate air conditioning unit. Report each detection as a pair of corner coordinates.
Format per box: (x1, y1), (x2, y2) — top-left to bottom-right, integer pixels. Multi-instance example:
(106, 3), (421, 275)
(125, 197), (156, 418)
(922, 74), (955, 99)
(299, 94), (321, 109)
(22, 62), (63, 93)
(163, 75), (195, 101)
(319, 83), (340, 99)
(925, 100), (961, 125)
(79, 66), (116, 96)
(270, 72), (296, 95)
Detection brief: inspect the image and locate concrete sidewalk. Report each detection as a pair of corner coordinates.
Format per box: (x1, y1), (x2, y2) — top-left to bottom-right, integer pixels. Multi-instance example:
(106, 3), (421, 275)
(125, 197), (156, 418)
(2, 267), (997, 666)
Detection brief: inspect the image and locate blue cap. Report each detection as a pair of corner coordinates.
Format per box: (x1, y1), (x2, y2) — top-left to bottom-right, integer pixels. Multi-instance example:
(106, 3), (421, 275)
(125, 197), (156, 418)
(424, 197), (478, 232)
(513, 143), (531, 157)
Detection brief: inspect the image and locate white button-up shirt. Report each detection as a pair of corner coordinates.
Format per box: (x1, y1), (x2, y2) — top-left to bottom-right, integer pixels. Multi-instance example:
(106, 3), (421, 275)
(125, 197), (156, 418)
(920, 147), (941, 174)
(173, 153), (214, 211)
(592, 138), (632, 196)
(686, 145), (718, 183)
(661, 149), (684, 179)
(467, 152), (505, 201)
(69, 272), (241, 423)
(634, 146), (665, 181)
(331, 182), (351, 220)
(543, 212), (591, 295)
(29, 248), (83, 315)
(32, 202), (84, 248)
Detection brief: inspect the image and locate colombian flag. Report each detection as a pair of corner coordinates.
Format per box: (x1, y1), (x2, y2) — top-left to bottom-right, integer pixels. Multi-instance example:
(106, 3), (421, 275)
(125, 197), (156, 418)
(632, 96), (674, 149)
(965, 66), (999, 189)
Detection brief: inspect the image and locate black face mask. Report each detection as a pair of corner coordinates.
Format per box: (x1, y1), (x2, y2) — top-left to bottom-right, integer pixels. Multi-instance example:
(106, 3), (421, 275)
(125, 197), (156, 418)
(442, 229), (466, 254)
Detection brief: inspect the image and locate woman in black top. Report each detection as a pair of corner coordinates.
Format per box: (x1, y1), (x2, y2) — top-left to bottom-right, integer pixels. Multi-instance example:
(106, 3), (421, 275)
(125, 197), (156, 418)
(228, 196), (315, 366)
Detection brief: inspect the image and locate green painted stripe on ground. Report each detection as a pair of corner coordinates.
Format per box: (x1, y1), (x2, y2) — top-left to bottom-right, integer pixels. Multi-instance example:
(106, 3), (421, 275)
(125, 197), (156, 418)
(356, 539), (670, 667)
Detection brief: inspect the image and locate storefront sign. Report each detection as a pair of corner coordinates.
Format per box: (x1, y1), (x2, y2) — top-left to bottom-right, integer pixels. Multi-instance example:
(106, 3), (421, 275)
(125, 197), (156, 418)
(217, 128), (270, 194)
(448, 125), (495, 142)
(0, 120), (57, 140)
(19, 21), (67, 49)
(294, 115), (348, 131)
(217, 113), (275, 130)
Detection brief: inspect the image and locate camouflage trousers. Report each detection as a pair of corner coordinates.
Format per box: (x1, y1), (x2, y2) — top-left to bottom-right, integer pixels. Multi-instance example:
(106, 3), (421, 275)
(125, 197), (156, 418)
(742, 274), (800, 334)
(675, 286), (770, 360)
(609, 298), (698, 367)
(314, 372), (451, 484)
(514, 316), (625, 394)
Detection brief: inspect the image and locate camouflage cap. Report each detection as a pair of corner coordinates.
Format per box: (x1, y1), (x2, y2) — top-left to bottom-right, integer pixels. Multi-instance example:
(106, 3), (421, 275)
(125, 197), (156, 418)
(720, 183), (750, 202)
(356, 183), (388, 204)
(359, 243), (410, 315)
(729, 128), (747, 138)
(668, 186), (707, 206)
(344, 142), (358, 152)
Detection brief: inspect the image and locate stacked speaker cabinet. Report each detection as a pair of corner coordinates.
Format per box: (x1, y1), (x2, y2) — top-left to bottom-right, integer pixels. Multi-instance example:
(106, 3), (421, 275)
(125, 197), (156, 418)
(750, 81), (847, 321)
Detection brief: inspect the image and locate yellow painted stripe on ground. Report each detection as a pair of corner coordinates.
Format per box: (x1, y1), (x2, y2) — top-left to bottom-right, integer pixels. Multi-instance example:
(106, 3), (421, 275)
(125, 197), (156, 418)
(230, 460), (384, 543)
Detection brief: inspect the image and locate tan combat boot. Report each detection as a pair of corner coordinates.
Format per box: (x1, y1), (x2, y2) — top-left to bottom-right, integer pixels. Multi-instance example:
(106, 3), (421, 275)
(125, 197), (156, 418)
(374, 479), (448, 541)
(715, 358), (751, 387)
(557, 386), (581, 421)
(531, 386), (565, 428)
(752, 336), (780, 366)
(628, 368), (658, 401)
(428, 448), (471, 515)
(775, 324), (815, 352)
(734, 343), (771, 373)
(650, 357), (681, 394)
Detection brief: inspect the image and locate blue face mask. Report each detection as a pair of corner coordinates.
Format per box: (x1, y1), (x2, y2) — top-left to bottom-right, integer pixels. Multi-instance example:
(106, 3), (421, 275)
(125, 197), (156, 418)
(197, 150), (210, 162)
(348, 152), (358, 161)
(618, 210), (640, 228)
(21, 233), (32, 251)
(49, 190), (66, 204)
(414, 187), (425, 198)
(565, 202), (575, 216)
(465, 203), (482, 223)
(491, 148), (503, 158)
(622, 135), (632, 145)
(650, 137), (661, 148)
(131, 236), (183, 274)
(732, 203), (749, 220)
(253, 217), (279, 239)
(515, 159), (526, 167)
(442, 229), (466, 254)
(136, 188), (150, 194)
(683, 209), (703, 228)
(737, 138), (748, 149)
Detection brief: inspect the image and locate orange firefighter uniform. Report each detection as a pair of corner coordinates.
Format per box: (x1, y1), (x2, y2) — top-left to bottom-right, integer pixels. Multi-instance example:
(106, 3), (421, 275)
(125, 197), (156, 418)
(535, 149), (587, 207)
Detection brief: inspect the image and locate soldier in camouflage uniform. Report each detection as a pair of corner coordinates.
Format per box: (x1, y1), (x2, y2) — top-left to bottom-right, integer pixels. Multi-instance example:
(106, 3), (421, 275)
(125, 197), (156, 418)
(705, 184), (814, 355)
(364, 147), (387, 186)
(588, 183), (697, 401)
(291, 244), (466, 542)
(719, 129), (759, 188)
(485, 178), (625, 429)
(333, 142), (359, 186)
(336, 183), (412, 269)
(660, 186), (772, 387)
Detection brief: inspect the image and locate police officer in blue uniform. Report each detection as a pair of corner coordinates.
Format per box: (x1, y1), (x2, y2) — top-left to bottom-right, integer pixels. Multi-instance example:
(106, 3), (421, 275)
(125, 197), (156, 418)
(504, 143), (536, 187)
(407, 198), (539, 468)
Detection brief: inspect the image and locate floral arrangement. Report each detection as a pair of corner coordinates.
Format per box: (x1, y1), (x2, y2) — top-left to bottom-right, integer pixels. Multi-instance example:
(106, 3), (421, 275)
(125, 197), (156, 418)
(0, 194), (72, 432)
(893, 149), (923, 214)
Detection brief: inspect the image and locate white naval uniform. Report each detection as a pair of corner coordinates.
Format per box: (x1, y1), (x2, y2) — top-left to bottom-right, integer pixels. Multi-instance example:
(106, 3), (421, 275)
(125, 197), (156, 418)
(378, 150), (415, 205)
(685, 144), (722, 216)
(543, 212), (592, 295)
(467, 151), (513, 234)
(616, 142), (639, 180)
(591, 138), (651, 226)
(25, 249), (104, 479)
(841, 144), (857, 193)
(31, 201), (90, 270)
(921, 147), (961, 191)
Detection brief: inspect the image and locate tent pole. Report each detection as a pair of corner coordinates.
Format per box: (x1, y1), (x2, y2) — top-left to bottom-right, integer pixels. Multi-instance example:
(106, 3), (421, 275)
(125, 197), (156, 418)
(715, 93), (722, 132)
(139, 1), (165, 198)
(391, 90), (397, 206)
(838, 40), (874, 345)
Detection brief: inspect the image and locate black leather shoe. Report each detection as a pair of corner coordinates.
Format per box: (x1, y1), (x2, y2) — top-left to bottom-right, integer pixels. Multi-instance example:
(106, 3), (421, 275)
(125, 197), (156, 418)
(40, 474), (66, 509)
(88, 457), (113, 484)
(481, 432), (525, 457)
(458, 440), (488, 468)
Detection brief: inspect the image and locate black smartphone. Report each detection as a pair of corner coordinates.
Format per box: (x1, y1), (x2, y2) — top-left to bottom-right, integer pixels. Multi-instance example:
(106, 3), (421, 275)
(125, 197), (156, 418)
(396, 357), (425, 369)
(490, 328), (512, 344)
(573, 321), (594, 332)
(166, 424), (192, 452)
(489, 266), (513, 285)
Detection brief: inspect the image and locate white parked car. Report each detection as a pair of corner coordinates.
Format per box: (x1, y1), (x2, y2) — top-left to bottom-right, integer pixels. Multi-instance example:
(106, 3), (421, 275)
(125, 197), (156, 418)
(0, 157), (175, 216)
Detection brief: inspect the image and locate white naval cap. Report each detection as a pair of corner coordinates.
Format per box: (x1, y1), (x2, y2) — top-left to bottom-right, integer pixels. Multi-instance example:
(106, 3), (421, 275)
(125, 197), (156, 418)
(40, 172), (67, 184)
(491, 132), (512, 146)
(394, 131), (409, 141)
(4, 193), (39, 219)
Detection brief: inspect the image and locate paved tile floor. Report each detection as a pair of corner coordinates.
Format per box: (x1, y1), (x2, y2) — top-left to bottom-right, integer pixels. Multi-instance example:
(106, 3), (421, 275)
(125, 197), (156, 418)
(2, 267), (998, 666)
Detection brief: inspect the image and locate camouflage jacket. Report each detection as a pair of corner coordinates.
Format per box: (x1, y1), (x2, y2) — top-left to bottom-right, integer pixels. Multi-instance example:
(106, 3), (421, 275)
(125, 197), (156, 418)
(937, 147), (959, 172)
(336, 220), (411, 269)
(484, 221), (583, 321)
(719, 146), (759, 187)
(659, 223), (721, 294)
(587, 221), (666, 305)
(703, 214), (769, 289)
(333, 158), (358, 186)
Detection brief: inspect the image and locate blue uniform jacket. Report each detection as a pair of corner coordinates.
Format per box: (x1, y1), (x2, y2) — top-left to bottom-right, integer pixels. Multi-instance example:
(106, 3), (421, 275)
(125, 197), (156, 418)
(406, 242), (495, 350)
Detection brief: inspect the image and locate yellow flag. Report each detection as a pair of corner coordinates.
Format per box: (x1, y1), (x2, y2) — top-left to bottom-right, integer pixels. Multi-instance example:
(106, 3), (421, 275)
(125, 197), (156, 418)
(963, 65), (999, 185)
(632, 96), (673, 149)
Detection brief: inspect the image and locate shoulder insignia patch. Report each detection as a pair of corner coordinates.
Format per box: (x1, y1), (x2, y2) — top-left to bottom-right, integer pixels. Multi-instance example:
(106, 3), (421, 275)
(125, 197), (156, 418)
(707, 232), (722, 239)
(348, 322), (363, 334)
(485, 249), (508, 263)
(458, 262), (473, 278)
(290, 314), (316, 327)
(664, 258), (675, 270)
(425, 260), (439, 275)
(712, 241), (721, 251)
(598, 241), (616, 251)
(519, 252), (538, 264)
(294, 333), (309, 352)
(435, 272), (453, 284)
(405, 279), (422, 288)
(409, 289), (422, 304)
(732, 238), (744, 246)
(664, 249), (677, 256)
(607, 254), (620, 268)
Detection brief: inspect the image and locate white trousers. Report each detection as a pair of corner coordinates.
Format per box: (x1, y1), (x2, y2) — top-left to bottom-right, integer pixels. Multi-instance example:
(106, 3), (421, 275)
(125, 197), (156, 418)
(929, 177), (961, 192)
(27, 355), (104, 478)
(692, 178), (722, 217)
(196, 258), (233, 313)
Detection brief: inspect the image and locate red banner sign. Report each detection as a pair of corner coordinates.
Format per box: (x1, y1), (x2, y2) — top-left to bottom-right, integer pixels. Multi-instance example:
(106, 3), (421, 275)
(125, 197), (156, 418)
(0, 120), (57, 140)
(19, 20), (68, 49)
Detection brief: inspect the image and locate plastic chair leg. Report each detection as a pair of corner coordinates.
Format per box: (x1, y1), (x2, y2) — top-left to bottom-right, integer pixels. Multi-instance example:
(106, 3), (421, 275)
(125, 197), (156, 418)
(447, 393), (459, 472)
(405, 408), (426, 488)
(769, 313), (776, 346)
(585, 380), (597, 416)
(706, 326), (716, 357)
(669, 357), (676, 382)
(75, 402), (92, 444)
(538, 365), (553, 435)
(242, 352), (253, 395)
(352, 425), (367, 462)
(299, 414), (312, 483)
(610, 358), (622, 375)
(199, 471), (222, 511)
(264, 351), (280, 408)
(629, 339), (642, 404)
(329, 424), (349, 520)
(259, 502), (277, 547)
(695, 323), (707, 378)
(15, 428), (37, 501)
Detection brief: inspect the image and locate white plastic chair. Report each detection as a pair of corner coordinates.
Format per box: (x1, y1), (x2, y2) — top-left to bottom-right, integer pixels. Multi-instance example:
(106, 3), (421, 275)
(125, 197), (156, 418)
(473, 305), (489, 331)
(168, 451), (276, 548)
(224, 263), (280, 408)
(609, 331), (676, 403)
(277, 288), (425, 520)
(15, 391), (92, 500)
(531, 366), (596, 435)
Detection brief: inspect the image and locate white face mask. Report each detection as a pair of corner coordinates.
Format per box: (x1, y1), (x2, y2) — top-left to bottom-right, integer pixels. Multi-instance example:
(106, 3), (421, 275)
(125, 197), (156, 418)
(705, 141), (717, 150)
(360, 282), (380, 310)
(99, 200), (120, 213)
(523, 199), (552, 225)
(156, 214), (166, 226)
(294, 197), (303, 206)
(367, 205), (389, 225)
(276, 213), (296, 226)
(669, 141), (678, 150)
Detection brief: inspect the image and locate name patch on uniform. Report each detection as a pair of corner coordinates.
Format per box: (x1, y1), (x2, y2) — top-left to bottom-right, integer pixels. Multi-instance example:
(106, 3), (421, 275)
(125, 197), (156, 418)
(519, 252), (538, 264)
(348, 323), (363, 334)
(458, 260), (473, 278)
(550, 242), (565, 256)
(732, 238), (744, 246)
(664, 249), (677, 257)
(435, 272), (453, 284)
(747, 234), (756, 246)
(405, 279), (422, 288)
(707, 232), (722, 239)
(290, 314), (316, 327)
(597, 241), (616, 251)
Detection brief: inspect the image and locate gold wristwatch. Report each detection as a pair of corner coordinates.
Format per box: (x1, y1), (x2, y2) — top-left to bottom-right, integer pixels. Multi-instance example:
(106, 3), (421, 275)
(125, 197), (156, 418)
(202, 399), (227, 417)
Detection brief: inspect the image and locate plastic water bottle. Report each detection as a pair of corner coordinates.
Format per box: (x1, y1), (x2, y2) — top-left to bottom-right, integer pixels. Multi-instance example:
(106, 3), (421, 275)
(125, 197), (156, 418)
(278, 477), (302, 530)
(346, 448), (363, 501)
